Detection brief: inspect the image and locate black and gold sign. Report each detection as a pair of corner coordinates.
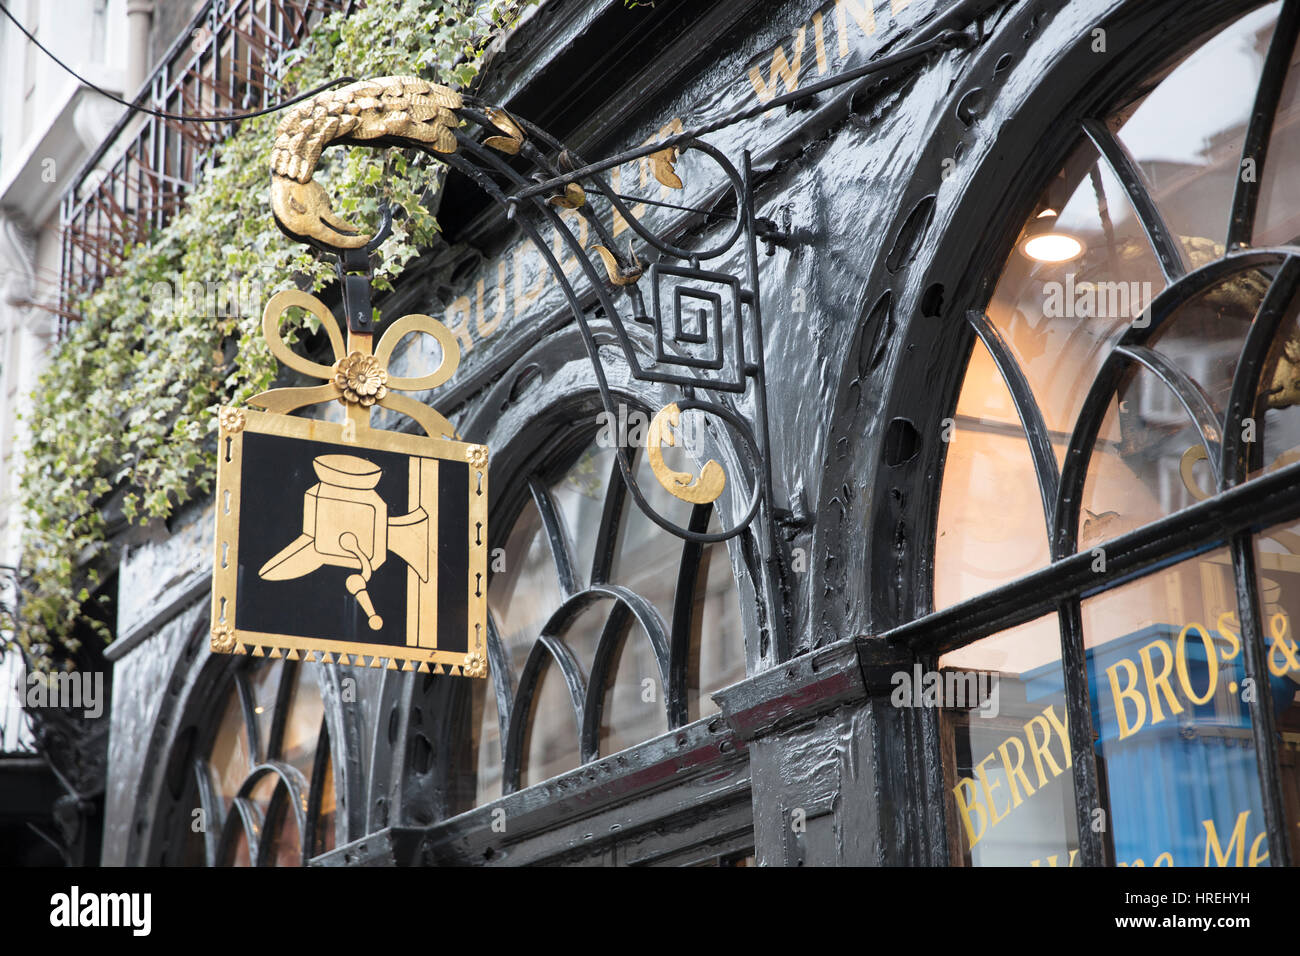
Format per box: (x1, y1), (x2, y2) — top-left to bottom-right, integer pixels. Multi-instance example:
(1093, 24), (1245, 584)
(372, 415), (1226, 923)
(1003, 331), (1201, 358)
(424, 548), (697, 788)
(210, 290), (488, 676)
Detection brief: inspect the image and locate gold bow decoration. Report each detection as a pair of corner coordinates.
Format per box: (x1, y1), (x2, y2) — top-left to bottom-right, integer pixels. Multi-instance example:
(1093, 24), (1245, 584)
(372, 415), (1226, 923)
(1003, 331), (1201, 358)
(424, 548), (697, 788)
(247, 289), (461, 439)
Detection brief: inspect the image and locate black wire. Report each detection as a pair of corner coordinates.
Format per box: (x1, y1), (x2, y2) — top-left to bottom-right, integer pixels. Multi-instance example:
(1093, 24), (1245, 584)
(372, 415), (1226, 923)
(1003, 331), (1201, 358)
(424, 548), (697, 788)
(614, 192), (730, 221)
(0, 4), (354, 123)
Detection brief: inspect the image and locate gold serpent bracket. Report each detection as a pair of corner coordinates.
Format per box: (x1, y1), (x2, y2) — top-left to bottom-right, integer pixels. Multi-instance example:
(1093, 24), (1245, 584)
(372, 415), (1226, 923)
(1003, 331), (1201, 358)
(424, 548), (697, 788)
(647, 403), (725, 504)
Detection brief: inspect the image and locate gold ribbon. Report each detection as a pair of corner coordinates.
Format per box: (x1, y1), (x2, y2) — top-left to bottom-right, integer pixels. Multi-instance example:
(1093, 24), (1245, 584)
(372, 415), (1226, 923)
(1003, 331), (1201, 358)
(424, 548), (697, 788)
(248, 290), (461, 439)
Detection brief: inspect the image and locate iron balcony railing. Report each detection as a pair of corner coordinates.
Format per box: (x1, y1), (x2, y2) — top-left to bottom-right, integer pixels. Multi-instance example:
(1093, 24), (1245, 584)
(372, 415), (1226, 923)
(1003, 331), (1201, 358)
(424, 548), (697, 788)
(58, 0), (355, 326)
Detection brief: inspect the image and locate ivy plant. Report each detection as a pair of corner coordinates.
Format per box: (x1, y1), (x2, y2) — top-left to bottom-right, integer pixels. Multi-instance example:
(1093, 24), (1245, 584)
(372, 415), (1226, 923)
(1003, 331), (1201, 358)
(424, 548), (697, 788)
(15, 0), (536, 672)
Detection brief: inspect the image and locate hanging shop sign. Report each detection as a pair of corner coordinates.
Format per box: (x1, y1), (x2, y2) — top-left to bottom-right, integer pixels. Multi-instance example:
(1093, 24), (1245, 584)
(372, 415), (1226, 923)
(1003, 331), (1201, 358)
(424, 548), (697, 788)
(205, 31), (964, 670)
(209, 290), (489, 676)
(208, 77), (491, 674)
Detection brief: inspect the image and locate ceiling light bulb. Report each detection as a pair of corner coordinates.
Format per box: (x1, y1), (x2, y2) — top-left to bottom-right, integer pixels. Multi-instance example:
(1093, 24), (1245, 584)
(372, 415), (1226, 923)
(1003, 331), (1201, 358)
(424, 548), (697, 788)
(1022, 232), (1085, 262)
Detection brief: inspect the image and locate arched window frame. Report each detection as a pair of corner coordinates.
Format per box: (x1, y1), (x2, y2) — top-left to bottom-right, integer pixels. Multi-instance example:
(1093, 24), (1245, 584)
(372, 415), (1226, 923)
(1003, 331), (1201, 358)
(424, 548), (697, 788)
(471, 392), (748, 797)
(889, 0), (1300, 867)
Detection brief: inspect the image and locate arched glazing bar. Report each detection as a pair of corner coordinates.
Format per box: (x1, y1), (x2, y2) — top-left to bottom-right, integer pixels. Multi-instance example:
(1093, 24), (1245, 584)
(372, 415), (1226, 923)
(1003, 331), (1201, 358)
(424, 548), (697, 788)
(1227, 0), (1300, 249)
(964, 310), (1061, 537)
(900, 1), (1300, 867)
(476, 436), (737, 799)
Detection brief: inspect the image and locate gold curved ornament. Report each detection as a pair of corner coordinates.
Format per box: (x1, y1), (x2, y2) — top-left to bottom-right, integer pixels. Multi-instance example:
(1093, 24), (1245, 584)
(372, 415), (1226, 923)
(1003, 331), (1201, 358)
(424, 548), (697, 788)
(646, 403), (725, 504)
(651, 146), (683, 189)
(269, 75), (463, 248)
(258, 289), (346, 381)
(593, 244), (643, 286)
(1181, 443), (1300, 553)
(1180, 445), (1212, 502)
(482, 107), (525, 154)
(547, 182), (587, 209)
(374, 313), (460, 391)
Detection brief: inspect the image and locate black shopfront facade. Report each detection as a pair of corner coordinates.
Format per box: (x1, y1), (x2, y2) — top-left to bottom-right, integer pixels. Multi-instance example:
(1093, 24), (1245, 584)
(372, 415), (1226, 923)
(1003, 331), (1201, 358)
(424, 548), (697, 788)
(96, 0), (1300, 867)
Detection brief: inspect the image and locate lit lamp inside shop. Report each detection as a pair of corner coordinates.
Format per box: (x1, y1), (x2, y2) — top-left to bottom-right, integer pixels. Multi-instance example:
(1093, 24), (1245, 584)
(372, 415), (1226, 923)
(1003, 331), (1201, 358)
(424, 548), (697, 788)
(1018, 208), (1085, 263)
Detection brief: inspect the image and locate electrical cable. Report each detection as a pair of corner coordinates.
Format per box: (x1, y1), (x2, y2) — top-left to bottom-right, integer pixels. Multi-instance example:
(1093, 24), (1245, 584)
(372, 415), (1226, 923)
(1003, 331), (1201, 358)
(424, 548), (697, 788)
(0, 3), (354, 123)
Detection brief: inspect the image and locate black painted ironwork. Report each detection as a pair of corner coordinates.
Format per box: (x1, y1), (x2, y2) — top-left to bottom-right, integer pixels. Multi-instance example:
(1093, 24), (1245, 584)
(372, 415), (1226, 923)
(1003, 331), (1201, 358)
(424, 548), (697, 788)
(1080, 118), (1187, 282)
(294, 22), (973, 588)
(1228, 0), (1300, 249)
(484, 440), (736, 796)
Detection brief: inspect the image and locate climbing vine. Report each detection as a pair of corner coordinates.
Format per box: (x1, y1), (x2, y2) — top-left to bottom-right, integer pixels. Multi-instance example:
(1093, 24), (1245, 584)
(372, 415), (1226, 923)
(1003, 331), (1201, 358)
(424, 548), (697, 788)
(15, 0), (535, 671)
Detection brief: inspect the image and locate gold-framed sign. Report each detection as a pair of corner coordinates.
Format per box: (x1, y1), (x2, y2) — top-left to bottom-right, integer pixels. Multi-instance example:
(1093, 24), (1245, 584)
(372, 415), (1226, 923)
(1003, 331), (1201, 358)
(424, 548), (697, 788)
(209, 289), (488, 676)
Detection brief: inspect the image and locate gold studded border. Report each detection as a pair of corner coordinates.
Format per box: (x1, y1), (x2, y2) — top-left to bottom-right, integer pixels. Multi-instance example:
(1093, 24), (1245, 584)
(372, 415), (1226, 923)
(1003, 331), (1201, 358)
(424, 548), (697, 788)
(225, 635), (471, 675)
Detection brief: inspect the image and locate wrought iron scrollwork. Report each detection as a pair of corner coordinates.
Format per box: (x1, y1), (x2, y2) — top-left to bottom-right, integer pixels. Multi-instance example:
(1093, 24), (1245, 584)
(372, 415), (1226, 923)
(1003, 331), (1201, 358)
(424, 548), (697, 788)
(444, 101), (774, 546)
(266, 76), (779, 547)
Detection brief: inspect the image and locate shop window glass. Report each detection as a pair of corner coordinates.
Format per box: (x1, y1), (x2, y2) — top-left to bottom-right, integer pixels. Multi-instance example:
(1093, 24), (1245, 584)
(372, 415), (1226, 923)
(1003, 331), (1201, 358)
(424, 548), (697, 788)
(1114, 4), (1281, 268)
(466, 422), (746, 806)
(935, 2), (1300, 865)
(940, 615), (1079, 866)
(1081, 549), (1267, 866)
(191, 659), (336, 866)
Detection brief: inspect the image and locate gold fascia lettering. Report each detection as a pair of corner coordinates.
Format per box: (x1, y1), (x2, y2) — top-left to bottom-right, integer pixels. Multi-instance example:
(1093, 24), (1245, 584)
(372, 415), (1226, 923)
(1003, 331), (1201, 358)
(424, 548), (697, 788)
(744, 2), (916, 107)
(1139, 638), (1182, 725)
(996, 735), (1034, 809)
(1029, 849), (1079, 867)
(1024, 711), (1065, 786)
(1106, 623), (1239, 742)
(475, 261), (507, 339)
(1107, 657), (1146, 741)
(953, 778), (986, 849)
(1176, 623), (1218, 707)
(513, 245), (548, 314)
(748, 25), (806, 103)
(835, 0), (875, 57)
(443, 294), (474, 354)
(811, 11), (829, 75)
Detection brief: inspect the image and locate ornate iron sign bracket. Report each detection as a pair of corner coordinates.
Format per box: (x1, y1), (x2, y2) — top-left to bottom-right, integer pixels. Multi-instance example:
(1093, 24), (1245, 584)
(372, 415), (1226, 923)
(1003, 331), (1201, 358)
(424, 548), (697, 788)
(262, 34), (972, 657)
(268, 77), (777, 542)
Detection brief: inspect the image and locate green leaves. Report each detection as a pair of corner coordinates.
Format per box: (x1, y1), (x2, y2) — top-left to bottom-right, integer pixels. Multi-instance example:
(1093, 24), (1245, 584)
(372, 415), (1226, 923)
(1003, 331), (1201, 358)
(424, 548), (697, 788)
(15, 0), (535, 672)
